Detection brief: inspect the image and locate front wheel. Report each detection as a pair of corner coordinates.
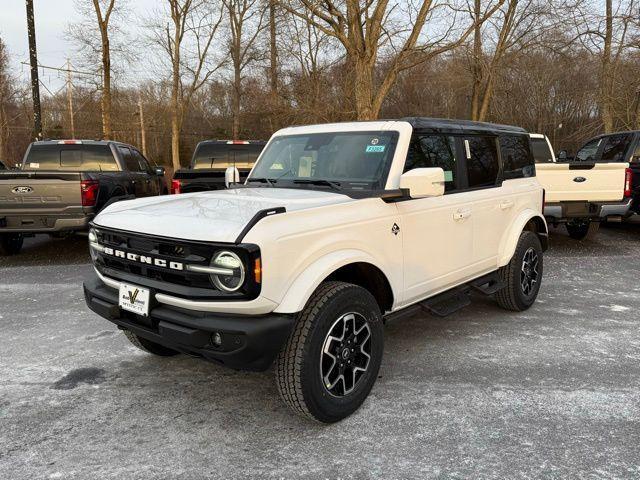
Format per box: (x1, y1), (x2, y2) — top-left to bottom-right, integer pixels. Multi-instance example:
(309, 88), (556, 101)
(0, 233), (24, 255)
(275, 281), (384, 423)
(496, 231), (543, 312)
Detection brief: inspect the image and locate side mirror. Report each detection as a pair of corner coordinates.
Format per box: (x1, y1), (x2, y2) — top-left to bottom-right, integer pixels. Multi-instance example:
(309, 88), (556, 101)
(558, 150), (567, 161)
(225, 166), (240, 188)
(399, 167), (445, 198)
(154, 166), (166, 176)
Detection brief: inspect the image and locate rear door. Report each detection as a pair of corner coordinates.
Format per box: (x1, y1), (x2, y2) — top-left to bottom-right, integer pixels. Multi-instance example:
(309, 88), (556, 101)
(458, 135), (509, 271)
(117, 146), (146, 197)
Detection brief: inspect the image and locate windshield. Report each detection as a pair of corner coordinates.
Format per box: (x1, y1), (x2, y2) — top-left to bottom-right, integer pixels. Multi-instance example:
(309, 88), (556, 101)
(191, 143), (264, 170)
(530, 138), (554, 163)
(248, 131), (398, 190)
(23, 144), (118, 171)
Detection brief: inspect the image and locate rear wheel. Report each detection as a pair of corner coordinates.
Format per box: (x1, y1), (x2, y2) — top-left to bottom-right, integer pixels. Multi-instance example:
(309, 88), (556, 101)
(123, 330), (180, 356)
(566, 220), (599, 240)
(275, 281), (384, 423)
(0, 233), (24, 255)
(496, 231), (543, 312)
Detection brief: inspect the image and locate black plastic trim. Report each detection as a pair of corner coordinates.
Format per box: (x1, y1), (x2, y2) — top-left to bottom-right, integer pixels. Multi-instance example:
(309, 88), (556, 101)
(234, 207), (286, 243)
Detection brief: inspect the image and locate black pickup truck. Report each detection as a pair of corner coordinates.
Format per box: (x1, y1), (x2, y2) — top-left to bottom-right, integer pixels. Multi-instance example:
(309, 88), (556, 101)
(171, 140), (266, 194)
(0, 140), (166, 255)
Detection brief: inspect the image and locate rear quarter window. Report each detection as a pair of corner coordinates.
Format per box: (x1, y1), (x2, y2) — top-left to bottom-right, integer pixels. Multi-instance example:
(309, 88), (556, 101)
(23, 145), (118, 171)
(500, 134), (535, 179)
(464, 136), (500, 188)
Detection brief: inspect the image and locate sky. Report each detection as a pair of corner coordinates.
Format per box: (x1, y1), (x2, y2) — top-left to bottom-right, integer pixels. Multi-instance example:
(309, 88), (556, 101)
(1, 0), (158, 91)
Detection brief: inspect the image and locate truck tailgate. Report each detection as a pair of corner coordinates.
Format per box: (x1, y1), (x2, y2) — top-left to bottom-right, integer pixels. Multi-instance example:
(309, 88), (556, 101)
(536, 163), (628, 203)
(0, 171), (84, 228)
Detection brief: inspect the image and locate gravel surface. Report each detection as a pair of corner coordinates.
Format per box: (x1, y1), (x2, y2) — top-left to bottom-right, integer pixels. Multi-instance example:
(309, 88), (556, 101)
(1, 225), (639, 479)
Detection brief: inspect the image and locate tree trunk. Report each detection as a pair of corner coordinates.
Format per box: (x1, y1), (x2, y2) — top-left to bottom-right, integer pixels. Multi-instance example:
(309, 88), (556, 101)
(600, 0), (614, 133)
(232, 62), (241, 138)
(101, 36), (112, 139)
(470, 0), (482, 121)
(170, 51), (182, 171)
(478, 73), (494, 121)
(269, 0), (278, 94)
(353, 56), (375, 120)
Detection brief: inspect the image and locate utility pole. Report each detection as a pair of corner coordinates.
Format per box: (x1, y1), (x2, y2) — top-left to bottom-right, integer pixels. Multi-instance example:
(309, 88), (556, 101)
(66, 59), (75, 139)
(26, 0), (42, 140)
(138, 96), (147, 157)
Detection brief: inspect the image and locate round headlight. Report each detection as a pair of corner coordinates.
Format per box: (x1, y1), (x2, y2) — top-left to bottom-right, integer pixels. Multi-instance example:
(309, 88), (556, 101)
(210, 250), (245, 292)
(88, 228), (97, 244)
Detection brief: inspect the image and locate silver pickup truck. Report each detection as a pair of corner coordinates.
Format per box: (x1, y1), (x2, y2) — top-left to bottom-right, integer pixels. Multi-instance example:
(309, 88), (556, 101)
(0, 140), (167, 255)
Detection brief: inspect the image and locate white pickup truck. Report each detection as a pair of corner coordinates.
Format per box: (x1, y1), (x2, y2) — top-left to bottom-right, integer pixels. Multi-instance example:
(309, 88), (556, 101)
(533, 133), (632, 239)
(83, 118), (548, 422)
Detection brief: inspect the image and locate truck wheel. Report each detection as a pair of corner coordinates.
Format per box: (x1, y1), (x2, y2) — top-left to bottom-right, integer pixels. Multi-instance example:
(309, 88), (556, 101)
(0, 233), (24, 255)
(123, 330), (180, 356)
(566, 221), (599, 240)
(496, 231), (543, 312)
(275, 281), (384, 423)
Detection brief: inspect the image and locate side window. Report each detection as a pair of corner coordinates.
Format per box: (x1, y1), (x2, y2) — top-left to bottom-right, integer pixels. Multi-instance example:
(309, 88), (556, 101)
(405, 134), (458, 192)
(499, 134), (535, 179)
(600, 134), (632, 162)
(118, 146), (139, 171)
(464, 136), (499, 188)
(575, 138), (601, 162)
(133, 149), (151, 173)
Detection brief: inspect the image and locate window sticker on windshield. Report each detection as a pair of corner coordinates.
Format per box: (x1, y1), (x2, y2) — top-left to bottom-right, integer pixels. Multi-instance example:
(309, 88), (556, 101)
(366, 145), (385, 153)
(29, 162), (40, 169)
(444, 171), (453, 182)
(270, 162), (284, 170)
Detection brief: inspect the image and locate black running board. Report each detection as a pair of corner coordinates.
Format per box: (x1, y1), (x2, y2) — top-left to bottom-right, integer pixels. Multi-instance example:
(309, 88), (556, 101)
(385, 271), (505, 321)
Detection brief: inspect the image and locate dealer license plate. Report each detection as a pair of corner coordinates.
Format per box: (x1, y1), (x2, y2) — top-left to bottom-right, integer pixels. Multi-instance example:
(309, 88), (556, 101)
(118, 283), (150, 317)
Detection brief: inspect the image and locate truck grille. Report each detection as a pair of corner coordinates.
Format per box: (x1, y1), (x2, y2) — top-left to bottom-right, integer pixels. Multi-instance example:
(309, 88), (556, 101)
(92, 228), (246, 300)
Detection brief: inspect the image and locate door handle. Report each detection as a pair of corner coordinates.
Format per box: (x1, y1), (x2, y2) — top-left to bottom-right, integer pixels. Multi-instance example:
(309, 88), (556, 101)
(453, 208), (472, 221)
(500, 200), (514, 210)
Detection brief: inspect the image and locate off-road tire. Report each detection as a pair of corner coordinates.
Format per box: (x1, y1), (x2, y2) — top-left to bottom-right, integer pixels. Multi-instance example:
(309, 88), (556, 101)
(123, 330), (180, 356)
(566, 221), (599, 240)
(275, 281), (384, 423)
(496, 231), (543, 312)
(0, 233), (24, 255)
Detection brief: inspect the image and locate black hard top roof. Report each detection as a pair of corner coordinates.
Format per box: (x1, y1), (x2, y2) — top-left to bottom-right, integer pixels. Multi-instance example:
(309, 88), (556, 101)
(401, 117), (527, 134)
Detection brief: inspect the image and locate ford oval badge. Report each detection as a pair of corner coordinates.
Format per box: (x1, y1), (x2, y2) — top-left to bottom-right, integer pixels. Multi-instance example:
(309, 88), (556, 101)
(11, 186), (33, 194)
(573, 176), (587, 183)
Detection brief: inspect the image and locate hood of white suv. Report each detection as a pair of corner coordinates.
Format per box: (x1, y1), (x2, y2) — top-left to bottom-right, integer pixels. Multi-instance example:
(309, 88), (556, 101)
(93, 187), (354, 243)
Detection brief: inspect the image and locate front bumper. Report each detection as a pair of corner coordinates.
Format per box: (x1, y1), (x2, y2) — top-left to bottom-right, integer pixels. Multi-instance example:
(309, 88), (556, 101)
(544, 199), (632, 222)
(83, 275), (295, 371)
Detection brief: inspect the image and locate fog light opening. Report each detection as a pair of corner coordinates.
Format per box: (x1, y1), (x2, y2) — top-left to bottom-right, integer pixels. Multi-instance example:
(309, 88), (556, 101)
(211, 332), (223, 347)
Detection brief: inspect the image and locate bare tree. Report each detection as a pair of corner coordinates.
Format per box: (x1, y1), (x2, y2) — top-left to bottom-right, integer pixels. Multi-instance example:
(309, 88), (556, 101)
(0, 36), (12, 163)
(469, 0), (549, 121)
(223, 0), (268, 138)
(68, 0), (133, 140)
(152, 0), (224, 170)
(571, 0), (639, 132)
(278, 0), (505, 120)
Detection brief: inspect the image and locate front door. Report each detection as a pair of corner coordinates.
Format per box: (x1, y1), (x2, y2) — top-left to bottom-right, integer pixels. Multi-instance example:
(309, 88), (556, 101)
(396, 133), (474, 306)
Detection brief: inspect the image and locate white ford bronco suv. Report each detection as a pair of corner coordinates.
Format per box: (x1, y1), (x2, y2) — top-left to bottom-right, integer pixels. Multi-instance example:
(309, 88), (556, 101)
(83, 118), (548, 422)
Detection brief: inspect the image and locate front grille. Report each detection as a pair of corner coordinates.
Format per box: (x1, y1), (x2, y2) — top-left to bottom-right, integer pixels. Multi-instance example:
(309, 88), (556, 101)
(92, 227), (259, 300)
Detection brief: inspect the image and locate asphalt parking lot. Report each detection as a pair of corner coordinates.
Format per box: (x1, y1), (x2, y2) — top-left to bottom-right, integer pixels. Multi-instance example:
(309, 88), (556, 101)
(1, 226), (639, 479)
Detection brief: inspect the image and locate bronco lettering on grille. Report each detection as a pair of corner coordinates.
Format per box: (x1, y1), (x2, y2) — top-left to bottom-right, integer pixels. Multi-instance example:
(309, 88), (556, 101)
(102, 247), (184, 271)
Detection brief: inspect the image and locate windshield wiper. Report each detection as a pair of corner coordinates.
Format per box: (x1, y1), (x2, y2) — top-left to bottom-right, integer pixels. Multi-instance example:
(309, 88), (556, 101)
(246, 177), (276, 187)
(293, 179), (342, 191)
